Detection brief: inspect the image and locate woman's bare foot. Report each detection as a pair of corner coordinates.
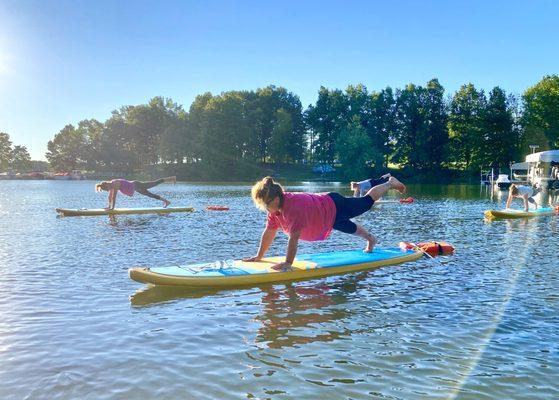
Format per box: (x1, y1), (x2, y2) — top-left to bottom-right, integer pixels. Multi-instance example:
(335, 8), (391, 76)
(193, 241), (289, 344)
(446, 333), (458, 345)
(364, 234), (378, 253)
(389, 176), (406, 194)
(163, 199), (171, 208)
(381, 173), (391, 180)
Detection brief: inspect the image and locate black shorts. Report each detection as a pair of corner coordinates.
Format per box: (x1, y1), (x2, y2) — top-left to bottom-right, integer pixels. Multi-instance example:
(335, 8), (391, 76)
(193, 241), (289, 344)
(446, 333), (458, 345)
(367, 176), (389, 187)
(328, 192), (375, 234)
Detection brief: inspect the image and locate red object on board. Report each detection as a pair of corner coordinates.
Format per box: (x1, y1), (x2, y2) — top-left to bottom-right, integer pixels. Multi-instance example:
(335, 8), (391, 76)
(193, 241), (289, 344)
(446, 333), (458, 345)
(399, 241), (454, 256)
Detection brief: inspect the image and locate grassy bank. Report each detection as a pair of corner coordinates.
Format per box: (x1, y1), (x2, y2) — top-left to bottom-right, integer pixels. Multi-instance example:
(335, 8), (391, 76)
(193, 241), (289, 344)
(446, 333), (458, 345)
(122, 163), (484, 184)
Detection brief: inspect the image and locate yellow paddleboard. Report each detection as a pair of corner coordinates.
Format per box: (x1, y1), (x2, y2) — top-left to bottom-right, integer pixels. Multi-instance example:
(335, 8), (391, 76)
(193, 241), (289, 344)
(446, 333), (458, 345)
(129, 248), (423, 287)
(484, 207), (556, 219)
(56, 206), (194, 217)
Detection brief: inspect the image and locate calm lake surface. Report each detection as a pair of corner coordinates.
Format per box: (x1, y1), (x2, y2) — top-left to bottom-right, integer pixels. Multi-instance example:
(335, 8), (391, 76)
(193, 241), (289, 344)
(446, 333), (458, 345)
(0, 180), (558, 399)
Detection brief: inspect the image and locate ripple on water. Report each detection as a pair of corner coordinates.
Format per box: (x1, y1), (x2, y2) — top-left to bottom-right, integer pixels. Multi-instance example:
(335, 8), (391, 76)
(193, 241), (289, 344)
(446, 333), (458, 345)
(0, 181), (558, 399)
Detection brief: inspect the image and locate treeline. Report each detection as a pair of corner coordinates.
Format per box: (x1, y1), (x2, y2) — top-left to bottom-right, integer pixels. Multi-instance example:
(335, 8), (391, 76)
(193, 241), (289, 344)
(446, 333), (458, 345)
(45, 75), (559, 179)
(0, 133), (32, 172)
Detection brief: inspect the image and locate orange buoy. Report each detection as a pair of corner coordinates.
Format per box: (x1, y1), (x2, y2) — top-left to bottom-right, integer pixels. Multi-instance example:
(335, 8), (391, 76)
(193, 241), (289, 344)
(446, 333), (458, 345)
(399, 241), (454, 256)
(206, 205), (230, 211)
(399, 197), (415, 204)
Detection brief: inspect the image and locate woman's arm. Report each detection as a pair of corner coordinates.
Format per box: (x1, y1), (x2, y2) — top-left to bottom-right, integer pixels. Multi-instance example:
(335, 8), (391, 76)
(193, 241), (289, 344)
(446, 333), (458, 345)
(107, 188), (117, 209)
(272, 230), (301, 271)
(244, 228), (277, 261)
(107, 181), (121, 209)
(505, 193), (513, 209)
(284, 230), (301, 264)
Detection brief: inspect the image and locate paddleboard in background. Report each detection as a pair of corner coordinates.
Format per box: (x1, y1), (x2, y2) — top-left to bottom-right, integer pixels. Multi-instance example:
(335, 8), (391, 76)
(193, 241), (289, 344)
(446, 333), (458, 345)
(206, 205), (230, 211)
(56, 206), (195, 217)
(484, 207), (556, 219)
(129, 248), (423, 287)
(375, 197), (415, 205)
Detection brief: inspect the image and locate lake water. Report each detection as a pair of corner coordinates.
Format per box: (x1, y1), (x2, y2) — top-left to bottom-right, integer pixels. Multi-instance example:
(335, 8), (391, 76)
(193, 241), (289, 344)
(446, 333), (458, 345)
(0, 180), (558, 399)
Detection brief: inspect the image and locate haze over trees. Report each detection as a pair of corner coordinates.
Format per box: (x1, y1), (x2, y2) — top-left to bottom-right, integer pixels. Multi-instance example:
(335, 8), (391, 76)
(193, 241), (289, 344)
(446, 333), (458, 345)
(0, 132), (32, 172)
(40, 75), (559, 180)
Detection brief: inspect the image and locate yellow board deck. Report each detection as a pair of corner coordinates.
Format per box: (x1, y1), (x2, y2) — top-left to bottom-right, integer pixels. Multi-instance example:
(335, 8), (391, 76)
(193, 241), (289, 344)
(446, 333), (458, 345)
(129, 248), (423, 287)
(56, 206), (194, 217)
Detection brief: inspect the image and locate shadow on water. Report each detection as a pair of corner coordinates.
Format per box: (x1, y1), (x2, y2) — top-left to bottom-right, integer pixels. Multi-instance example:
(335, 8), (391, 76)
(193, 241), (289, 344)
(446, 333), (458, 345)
(130, 285), (230, 306)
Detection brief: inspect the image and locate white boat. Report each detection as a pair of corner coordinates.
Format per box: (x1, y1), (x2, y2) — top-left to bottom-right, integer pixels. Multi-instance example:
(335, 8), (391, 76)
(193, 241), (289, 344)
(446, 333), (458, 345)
(69, 170), (86, 180)
(495, 174), (512, 190)
(510, 162), (529, 182)
(525, 150), (559, 190)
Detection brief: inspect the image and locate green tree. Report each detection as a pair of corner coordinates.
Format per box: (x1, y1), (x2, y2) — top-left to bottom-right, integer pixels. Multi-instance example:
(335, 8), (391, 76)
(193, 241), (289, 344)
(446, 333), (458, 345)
(0, 132), (13, 170)
(46, 125), (87, 171)
(305, 87), (348, 163)
(345, 84), (391, 169)
(392, 83), (426, 169)
(77, 119), (104, 170)
(158, 112), (190, 164)
(125, 97), (182, 167)
(368, 87), (396, 169)
(421, 79), (449, 169)
(202, 92), (251, 173)
(101, 111), (136, 172)
(253, 86), (305, 163)
(522, 75), (559, 150)
(188, 92), (214, 163)
(483, 87), (518, 167)
(448, 84), (487, 170)
(335, 116), (374, 180)
(269, 108), (295, 163)
(11, 145), (31, 172)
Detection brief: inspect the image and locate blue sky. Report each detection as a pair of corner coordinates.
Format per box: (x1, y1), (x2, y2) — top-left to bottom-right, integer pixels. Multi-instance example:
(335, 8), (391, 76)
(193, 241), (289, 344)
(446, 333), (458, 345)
(1, 0), (558, 160)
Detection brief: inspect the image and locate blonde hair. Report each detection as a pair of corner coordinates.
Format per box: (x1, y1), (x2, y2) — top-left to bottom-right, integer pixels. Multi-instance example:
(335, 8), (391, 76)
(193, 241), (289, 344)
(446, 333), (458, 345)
(251, 176), (284, 211)
(95, 181), (111, 192)
(509, 184), (518, 196)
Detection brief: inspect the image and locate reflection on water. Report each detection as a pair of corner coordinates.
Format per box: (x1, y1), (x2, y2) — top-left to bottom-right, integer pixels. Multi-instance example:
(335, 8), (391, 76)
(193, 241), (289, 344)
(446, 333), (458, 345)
(1, 180), (558, 399)
(255, 282), (354, 349)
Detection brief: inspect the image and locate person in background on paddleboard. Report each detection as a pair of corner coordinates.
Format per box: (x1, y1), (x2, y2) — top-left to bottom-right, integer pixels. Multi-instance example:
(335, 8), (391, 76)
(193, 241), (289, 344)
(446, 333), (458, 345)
(350, 173), (391, 197)
(505, 184), (540, 212)
(244, 176), (406, 271)
(95, 176), (176, 209)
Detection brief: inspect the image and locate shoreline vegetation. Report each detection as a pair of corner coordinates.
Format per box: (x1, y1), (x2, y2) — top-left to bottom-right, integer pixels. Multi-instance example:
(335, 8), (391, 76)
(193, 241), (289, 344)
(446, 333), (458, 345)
(1, 75), (558, 184)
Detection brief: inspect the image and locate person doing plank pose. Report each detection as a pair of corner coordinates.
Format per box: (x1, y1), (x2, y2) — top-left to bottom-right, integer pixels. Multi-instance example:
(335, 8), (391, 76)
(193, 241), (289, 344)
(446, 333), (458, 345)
(244, 176), (406, 271)
(95, 177), (176, 209)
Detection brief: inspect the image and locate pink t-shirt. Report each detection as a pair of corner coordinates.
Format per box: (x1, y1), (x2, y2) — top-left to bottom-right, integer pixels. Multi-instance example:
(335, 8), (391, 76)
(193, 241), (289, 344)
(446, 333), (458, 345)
(266, 192), (337, 241)
(112, 179), (135, 196)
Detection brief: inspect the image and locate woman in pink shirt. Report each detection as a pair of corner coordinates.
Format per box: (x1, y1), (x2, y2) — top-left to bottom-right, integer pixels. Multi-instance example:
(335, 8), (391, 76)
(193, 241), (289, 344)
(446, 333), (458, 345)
(244, 176), (406, 271)
(95, 176), (176, 209)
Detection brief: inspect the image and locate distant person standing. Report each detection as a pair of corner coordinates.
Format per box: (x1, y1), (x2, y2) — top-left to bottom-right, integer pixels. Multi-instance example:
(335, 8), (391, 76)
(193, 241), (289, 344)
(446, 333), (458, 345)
(95, 177), (176, 209)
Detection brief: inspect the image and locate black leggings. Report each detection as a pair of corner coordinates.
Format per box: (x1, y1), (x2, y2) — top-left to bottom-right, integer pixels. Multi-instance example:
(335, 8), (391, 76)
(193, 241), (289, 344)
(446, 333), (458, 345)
(328, 192), (375, 234)
(133, 179), (165, 200)
(368, 176), (389, 187)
